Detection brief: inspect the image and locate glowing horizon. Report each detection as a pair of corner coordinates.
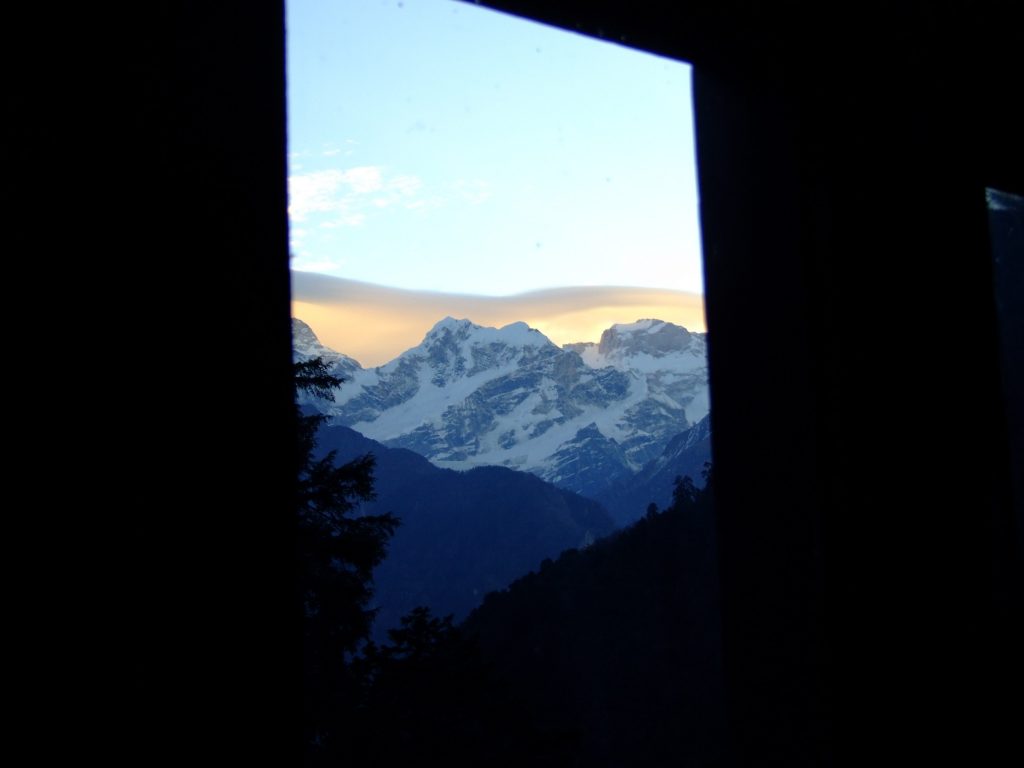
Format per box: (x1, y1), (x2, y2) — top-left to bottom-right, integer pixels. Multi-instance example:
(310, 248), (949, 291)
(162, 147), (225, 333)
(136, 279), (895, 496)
(292, 272), (705, 367)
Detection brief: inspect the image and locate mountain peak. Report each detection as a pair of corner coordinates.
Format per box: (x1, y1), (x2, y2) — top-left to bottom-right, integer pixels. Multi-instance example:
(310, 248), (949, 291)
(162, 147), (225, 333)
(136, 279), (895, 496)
(291, 317), (363, 370)
(419, 317), (554, 350)
(501, 320), (531, 333)
(292, 316), (319, 342)
(598, 318), (693, 357)
(609, 318), (666, 334)
(428, 316), (479, 335)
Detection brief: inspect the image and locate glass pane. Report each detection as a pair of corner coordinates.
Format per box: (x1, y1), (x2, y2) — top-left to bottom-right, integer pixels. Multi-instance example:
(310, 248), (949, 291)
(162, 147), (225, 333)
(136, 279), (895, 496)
(289, 2), (721, 764)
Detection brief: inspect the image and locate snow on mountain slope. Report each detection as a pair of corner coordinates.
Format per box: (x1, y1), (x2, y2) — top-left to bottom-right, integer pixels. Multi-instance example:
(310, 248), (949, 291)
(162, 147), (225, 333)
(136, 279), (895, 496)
(294, 316), (709, 499)
(292, 318), (362, 375)
(564, 318), (709, 423)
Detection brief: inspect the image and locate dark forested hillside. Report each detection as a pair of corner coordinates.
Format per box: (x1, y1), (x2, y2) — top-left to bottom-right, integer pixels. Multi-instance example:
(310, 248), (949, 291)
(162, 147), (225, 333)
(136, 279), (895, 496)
(339, 472), (725, 767)
(461, 473), (725, 767)
(313, 423), (615, 638)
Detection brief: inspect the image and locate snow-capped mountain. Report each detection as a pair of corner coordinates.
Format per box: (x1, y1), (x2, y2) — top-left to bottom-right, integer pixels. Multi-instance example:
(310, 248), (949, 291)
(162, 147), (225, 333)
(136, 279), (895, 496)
(598, 413), (713, 525)
(292, 318), (362, 376)
(294, 316), (709, 500)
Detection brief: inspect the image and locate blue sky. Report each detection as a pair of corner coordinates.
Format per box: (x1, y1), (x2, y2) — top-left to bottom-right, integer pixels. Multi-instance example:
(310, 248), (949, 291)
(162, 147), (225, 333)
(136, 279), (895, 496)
(287, 0), (703, 362)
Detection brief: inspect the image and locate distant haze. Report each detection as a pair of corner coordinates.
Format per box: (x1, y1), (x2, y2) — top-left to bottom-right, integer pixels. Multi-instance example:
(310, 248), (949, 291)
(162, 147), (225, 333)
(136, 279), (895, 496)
(292, 272), (705, 368)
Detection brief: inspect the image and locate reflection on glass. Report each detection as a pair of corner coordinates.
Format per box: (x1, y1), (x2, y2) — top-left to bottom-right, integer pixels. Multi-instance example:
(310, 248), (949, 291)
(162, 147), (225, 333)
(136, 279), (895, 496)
(986, 187), (1024, 565)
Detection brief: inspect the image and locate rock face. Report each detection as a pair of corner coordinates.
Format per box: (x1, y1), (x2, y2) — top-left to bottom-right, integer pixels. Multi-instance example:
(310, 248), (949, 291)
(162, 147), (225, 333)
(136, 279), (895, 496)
(292, 318), (362, 377)
(599, 413), (714, 525)
(294, 316), (710, 502)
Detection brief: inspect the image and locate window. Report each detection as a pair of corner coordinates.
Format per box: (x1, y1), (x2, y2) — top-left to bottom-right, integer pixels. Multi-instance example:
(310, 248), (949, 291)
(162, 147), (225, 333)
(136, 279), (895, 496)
(288, 1), (722, 764)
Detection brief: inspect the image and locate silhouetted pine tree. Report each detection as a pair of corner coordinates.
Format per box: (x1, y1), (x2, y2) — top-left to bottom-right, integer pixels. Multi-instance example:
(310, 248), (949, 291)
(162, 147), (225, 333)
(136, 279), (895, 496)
(295, 358), (399, 765)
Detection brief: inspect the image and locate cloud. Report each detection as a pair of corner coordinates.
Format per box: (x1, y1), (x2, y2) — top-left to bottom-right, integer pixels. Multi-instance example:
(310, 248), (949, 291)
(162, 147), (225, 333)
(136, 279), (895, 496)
(290, 272), (706, 368)
(287, 166), (422, 225)
(289, 226), (308, 255)
(453, 179), (492, 204)
(390, 175), (422, 196)
(288, 169), (347, 222)
(343, 166), (384, 194)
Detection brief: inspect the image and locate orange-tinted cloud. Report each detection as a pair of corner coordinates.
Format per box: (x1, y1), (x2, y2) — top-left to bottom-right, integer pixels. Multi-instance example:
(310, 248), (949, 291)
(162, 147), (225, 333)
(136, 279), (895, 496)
(292, 271), (706, 367)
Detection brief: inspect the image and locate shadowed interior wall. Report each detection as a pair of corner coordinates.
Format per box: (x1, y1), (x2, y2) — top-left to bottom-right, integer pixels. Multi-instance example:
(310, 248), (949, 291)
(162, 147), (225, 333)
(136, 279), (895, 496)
(140, 2), (1022, 765)
(472, 3), (1023, 766)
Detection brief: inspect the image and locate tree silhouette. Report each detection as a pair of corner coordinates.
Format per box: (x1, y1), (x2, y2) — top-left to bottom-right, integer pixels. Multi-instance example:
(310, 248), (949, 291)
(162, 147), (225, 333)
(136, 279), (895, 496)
(352, 604), (546, 768)
(670, 473), (698, 510)
(296, 358), (399, 764)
